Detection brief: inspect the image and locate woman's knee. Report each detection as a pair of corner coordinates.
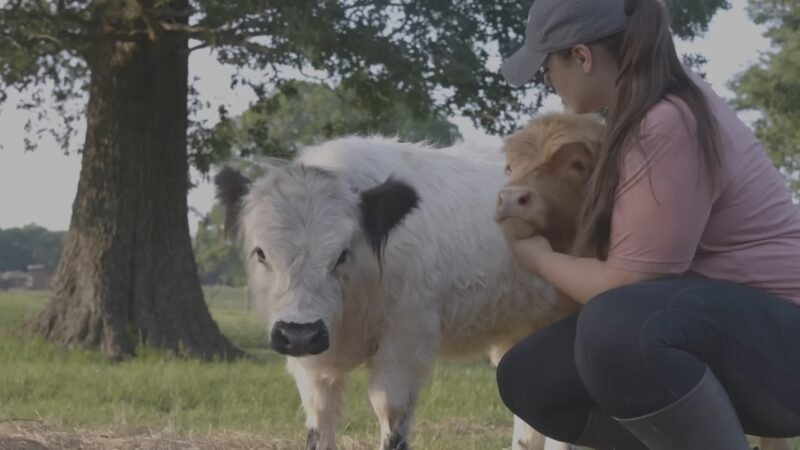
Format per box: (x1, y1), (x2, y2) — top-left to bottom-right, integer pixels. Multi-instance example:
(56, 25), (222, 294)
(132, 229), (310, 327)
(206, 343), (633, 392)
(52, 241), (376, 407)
(574, 280), (709, 416)
(497, 317), (580, 423)
(576, 285), (641, 361)
(497, 342), (579, 440)
(496, 343), (527, 414)
(496, 338), (547, 419)
(497, 318), (602, 442)
(574, 285), (652, 395)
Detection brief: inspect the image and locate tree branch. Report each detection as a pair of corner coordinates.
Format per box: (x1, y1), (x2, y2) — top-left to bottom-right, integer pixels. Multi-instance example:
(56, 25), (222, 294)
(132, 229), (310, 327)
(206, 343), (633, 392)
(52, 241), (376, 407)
(97, 25), (150, 42)
(135, 0), (165, 40)
(28, 33), (64, 46)
(161, 22), (210, 34)
(342, 0), (408, 11)
(0, 3), (90, 50)
(188, 42), (210, 53)
(0, 28), (87, 48)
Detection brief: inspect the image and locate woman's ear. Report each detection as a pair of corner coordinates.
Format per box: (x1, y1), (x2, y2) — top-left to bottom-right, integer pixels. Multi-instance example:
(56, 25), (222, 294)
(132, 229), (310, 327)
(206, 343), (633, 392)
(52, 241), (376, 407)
(572, 44), (594, 74)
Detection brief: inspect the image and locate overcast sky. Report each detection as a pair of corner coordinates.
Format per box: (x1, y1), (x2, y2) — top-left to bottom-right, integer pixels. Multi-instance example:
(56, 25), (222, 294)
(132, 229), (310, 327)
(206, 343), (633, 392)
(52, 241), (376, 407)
(0, 0), (772, 234)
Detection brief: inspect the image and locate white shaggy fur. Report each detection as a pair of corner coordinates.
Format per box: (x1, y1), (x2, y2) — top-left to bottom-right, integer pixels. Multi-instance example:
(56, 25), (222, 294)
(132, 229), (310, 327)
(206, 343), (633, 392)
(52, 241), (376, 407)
(233, 136), (576, 450)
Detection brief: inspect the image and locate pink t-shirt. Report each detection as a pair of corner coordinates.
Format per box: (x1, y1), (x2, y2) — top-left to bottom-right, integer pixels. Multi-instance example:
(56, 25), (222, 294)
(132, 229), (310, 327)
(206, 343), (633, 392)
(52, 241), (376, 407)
(607, 72), (800, 305)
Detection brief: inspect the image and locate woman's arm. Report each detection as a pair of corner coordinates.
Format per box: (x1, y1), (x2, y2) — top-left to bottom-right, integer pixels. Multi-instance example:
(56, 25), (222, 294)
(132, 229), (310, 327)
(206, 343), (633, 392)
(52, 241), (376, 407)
(510, 235), (665, 304)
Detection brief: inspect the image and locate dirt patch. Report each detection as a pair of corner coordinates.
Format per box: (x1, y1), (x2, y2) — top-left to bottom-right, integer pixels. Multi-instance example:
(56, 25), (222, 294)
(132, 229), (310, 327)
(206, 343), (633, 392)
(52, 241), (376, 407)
(0, 421), (373, 450)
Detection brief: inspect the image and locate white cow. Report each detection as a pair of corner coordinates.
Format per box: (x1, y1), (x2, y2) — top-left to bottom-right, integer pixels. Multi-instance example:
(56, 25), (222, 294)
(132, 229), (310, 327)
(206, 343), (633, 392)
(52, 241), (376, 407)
(215, 136), (578, 450)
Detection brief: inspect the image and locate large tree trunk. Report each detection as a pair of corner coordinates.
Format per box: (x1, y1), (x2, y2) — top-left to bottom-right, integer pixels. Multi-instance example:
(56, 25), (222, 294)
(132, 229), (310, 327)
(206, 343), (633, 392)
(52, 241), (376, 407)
(28, 2), (241, 360)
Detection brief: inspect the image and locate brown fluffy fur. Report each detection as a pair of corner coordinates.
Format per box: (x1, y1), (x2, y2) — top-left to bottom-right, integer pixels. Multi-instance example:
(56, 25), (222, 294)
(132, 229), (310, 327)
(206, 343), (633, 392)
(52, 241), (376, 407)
(503, 113), (605, 178)
(498, 113), (605, 252)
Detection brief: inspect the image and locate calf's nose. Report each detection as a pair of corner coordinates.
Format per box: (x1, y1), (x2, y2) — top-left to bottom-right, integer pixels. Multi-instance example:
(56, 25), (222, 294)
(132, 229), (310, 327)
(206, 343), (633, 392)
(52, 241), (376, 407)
(495, 187), (535, 221)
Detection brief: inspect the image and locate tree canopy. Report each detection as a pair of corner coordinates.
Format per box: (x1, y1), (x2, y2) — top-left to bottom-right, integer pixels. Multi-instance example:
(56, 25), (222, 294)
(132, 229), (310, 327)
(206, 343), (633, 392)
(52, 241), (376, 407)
(731, 0), (800, 191)
(1, 0), (729, 164)
(206, 80), (462, 162)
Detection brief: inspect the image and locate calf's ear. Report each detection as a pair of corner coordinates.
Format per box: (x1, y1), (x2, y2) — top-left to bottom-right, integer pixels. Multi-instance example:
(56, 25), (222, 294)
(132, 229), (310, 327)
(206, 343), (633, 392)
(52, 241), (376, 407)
(214, 167), (252, 241)
(358, 177), (420, 258)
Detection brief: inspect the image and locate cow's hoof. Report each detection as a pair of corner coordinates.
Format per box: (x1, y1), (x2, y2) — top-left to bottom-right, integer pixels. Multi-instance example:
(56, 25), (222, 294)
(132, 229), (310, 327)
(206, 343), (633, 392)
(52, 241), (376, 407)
(306, 429), (320, 450)
(306, 429), (335, 450)
(383, 432), (408, 450)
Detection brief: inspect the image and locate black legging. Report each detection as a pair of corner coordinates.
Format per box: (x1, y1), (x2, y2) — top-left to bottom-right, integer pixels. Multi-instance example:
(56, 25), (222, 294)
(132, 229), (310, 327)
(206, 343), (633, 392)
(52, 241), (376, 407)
(496, 276), (800, 446)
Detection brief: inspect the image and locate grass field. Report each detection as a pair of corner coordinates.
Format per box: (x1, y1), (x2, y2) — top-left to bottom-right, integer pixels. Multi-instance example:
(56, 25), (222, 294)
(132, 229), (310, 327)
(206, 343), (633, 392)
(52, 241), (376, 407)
(0, 288), (512, 449)
(2, 289), (797, 450)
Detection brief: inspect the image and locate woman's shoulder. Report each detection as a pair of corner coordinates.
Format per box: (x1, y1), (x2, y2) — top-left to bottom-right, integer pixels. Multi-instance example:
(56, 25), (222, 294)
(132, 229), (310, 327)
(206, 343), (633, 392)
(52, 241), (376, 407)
(641, 95), (697, 138)
(619, 96), (703, 187)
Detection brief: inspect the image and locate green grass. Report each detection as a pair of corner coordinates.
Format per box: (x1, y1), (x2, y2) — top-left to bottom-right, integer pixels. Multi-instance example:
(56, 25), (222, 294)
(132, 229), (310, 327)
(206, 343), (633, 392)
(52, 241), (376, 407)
(0, 288), (511, 449)
(3, 289), (796, 449)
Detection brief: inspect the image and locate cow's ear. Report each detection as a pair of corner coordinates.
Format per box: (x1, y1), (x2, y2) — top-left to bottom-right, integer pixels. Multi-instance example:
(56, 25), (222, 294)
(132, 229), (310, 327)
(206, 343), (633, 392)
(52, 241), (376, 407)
(358, 177), (419, 258)
(214, 167), (252, 240)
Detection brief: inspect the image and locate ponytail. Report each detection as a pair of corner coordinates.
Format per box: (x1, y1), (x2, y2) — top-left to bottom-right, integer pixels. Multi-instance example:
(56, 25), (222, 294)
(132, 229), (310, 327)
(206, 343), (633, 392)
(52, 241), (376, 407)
(573, 0), (722, 259)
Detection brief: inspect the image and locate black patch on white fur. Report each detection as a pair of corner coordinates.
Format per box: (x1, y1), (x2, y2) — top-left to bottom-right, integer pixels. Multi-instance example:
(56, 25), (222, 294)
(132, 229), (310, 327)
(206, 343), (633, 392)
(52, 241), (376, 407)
(358, 177), (419, 260)
(214, 167), (252, 240)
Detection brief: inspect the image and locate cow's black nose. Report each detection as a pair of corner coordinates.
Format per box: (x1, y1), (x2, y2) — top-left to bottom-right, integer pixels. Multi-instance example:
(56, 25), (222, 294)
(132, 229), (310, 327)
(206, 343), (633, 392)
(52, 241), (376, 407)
(270, 320), (329, 356)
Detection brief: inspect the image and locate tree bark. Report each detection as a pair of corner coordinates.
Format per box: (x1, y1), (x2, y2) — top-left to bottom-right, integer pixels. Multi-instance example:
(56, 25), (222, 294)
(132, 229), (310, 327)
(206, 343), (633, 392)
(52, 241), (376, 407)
(27, 1), (241, 360)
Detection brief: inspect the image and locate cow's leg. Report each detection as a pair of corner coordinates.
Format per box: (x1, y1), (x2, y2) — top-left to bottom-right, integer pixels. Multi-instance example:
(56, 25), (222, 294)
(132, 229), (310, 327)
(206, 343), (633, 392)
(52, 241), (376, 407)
(510, 414), (547, 450)
(287, 358), (346, 450)
(759, 437), (792, 450)
(367, 360), (426, 450)
(368, 333), (435, 450)
(488, 344), (574, 450)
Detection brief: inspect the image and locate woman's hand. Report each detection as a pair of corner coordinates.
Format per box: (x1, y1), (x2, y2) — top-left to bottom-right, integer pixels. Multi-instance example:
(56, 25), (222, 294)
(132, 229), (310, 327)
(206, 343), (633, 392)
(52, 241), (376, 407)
(507, 234), (554, 275)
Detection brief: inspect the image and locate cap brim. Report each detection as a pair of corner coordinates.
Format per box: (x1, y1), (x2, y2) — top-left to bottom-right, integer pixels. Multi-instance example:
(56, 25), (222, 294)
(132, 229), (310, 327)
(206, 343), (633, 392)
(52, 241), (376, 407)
(501, 44), (546, 88)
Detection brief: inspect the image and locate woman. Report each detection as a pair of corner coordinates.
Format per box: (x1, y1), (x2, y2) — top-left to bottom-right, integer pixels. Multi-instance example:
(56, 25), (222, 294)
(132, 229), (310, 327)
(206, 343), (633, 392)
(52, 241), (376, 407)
(496, 0), (800, 449)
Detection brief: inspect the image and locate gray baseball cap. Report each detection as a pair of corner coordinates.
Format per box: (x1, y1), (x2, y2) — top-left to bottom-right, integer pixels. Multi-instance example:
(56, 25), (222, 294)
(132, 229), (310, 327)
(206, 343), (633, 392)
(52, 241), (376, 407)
(501, 0), (629, 87)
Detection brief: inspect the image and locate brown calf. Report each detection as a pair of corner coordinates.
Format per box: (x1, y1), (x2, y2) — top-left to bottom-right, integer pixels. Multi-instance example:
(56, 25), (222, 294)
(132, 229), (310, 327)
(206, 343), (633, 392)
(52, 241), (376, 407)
(495, 112), (603, 253)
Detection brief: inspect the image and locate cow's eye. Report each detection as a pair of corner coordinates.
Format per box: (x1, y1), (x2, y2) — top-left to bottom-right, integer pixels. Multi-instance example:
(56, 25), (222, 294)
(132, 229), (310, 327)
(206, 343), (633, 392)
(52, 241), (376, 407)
(252, 247), (268, 265)
(505, 165), (512, 176)
(334, 249), (350, 269)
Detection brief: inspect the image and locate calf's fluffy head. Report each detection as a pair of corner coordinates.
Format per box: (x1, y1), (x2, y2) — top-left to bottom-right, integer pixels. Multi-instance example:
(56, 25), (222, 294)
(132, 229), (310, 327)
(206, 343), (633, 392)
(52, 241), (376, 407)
(495, 113), (604, 251)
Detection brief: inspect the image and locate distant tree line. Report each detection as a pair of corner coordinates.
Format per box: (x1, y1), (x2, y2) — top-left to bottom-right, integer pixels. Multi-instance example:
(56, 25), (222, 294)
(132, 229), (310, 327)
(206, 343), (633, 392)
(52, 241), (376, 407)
(0, 222), (245, 286)
(0, 225), (65, 272)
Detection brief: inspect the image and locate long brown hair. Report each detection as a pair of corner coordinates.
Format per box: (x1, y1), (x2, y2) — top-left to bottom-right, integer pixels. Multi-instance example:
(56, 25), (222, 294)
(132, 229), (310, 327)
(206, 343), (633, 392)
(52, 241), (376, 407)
(572, 0), (723, 259)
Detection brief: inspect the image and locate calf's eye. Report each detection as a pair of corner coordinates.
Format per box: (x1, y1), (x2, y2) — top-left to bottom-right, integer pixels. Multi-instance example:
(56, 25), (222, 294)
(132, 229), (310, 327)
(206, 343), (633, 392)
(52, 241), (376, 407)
(504, 165), (512, 176)
(571, 160), (587, 172)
